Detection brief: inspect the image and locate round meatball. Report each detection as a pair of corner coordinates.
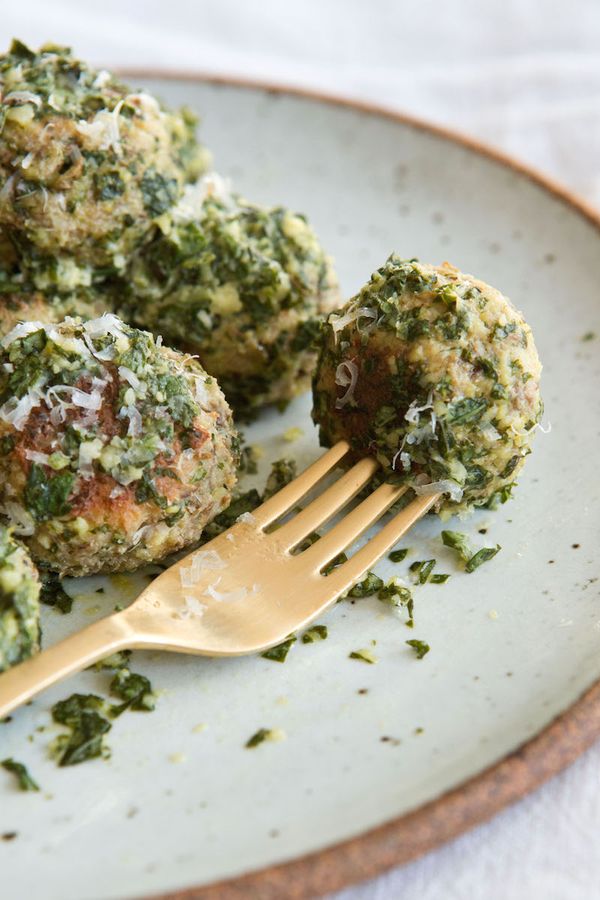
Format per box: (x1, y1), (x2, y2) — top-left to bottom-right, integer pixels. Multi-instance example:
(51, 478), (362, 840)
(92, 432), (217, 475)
(312, 257), (543, 516)
(0, 40), (210, 279)
(0, 525), (40, 672)
(126, 174), (340, 414)
(0, 314), (238, 575)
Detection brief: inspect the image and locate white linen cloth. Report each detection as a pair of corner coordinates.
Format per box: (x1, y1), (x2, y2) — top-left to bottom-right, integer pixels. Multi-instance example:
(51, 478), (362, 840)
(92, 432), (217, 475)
(1, 3), (599, 898)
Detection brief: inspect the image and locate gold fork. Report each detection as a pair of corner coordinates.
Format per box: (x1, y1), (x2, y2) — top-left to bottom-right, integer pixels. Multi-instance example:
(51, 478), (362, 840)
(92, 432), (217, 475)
(0, 441), (438, 718)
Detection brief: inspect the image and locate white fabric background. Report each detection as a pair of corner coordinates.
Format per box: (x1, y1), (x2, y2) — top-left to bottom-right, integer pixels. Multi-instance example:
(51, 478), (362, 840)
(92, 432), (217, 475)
(2, 3), (600, 898)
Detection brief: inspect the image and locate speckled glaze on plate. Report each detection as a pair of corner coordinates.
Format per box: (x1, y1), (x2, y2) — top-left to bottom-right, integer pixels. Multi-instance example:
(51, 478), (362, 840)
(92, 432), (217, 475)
(2, 77), (600, 900)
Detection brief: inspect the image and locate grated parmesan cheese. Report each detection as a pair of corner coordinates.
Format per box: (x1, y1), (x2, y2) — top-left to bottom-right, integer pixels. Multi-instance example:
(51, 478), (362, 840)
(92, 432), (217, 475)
(335, 360), (358, 409)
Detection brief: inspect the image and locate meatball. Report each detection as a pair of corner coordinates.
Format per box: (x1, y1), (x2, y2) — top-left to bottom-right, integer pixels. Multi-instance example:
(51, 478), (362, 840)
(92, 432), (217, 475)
(0, 40), (210, 281)
(125, 174), (340, 414)
(312, 257), (543, 516)
(0, 525), (40, 672)
(0, 314), (238, 575)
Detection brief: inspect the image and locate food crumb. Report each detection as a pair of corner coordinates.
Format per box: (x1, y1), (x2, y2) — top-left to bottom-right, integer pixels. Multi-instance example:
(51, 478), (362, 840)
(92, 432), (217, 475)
(168, 753), (186, 764)
(488, 609), (499, 620)
(192, 724), (207, 734)
(349, 649), (378, 664)
(282, 427), (304, 442)
(245, 728), (286, 748)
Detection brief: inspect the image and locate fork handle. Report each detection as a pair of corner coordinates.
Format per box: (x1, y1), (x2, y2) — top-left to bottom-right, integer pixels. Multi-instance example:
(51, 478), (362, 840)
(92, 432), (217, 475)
(0, 612), (134, 719)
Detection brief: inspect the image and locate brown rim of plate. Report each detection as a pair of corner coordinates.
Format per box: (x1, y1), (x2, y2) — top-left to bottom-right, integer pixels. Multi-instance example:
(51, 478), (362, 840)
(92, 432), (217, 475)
(117, 70), (600, 900)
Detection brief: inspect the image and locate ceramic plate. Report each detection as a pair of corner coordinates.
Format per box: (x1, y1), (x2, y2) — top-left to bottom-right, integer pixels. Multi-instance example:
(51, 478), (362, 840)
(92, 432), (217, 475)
(2, 76), (600, 900)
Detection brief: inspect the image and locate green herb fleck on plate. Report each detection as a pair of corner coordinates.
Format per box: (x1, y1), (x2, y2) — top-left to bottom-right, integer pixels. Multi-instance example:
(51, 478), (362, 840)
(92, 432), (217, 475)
(349, 648), (378, 664)
(406, 639), (430, 659)
(347, 572), (384, 598)
(409, 559), (437, 584)
(109, 669), (156, 717)
(262, 635), (296, 663)
(388, 548), (409, 563)
(1, 758), (39, 791)
(466, 545), (501, 572)
(39, 572), (73, 614)
(50, 694), (111, 767)
(441, 530), (501, 572)
(245, 728), (285, 749)
(302, 625), (328, 644)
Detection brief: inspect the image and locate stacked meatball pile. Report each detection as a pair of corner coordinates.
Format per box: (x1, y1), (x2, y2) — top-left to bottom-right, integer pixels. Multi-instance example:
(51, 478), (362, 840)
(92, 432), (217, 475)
(0, 40), (341, 669)
(0, 41), (339, 416)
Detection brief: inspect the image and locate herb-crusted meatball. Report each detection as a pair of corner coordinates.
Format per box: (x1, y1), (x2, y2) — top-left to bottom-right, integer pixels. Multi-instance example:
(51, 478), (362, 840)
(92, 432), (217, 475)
(0, 314), (238, 575)
(0, 40), (209, 281)
(126, 175), (340, 414)
(0, 525), (40, 672)
(312, 257), (543, 516)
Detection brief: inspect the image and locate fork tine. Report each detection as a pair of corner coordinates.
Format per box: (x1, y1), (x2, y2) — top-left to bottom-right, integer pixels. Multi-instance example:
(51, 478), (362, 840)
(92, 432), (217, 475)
(321, 493), (439, 594)
(273, 456), (379, 550)
(300, 480), (410, 572)
(250, 441), (351, 529)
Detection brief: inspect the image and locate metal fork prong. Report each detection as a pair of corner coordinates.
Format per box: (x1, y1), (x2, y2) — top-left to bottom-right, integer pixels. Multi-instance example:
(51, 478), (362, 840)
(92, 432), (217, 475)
(300, 480), (409, 572)
(273, 456), (379, 550)
(321, 493), (440, 594)
(249, 441), (351, 529)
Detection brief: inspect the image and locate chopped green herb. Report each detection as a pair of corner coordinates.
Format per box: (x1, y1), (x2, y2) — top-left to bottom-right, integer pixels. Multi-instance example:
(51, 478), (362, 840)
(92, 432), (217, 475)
(441, 530), (472, 562)
(409, 559), (437, 584)
(441, 530), (501, 572)
(388, 548), (409, 563)
(349, 649), (378, 664)
(465, 545), (501, 572)
(94, 651), (132, 671)
(347, 572), (384, 598)
(109, 669), (156, 716)
(1, 758), (39, 792)
(246, 728), (271, 748)
(262, 635), (296, 663)
(200, 489), (262, 542)
(581, 331), (596, 342)
(447, 397), (488, 425)
(238, 444), (259, 476)
(406, 639), (430, 659)
(302, 625), (328, 643)
(50, 694), (111, 766)
(245, 728), (284, 748)
(430, 573), (451, 584)
(263, 458), (298, 500)
(39, 573), (72, 614)
(377, 578), (413, 617)
(24, 464), (74, 521)
(322, 551), (348, 575)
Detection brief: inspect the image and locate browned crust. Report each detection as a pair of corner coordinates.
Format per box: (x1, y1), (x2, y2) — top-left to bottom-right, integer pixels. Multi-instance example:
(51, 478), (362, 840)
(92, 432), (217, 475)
(112, 72), (600, 900)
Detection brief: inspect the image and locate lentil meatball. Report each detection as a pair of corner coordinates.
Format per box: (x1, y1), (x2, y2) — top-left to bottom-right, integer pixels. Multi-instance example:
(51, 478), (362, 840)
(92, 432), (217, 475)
(0, 525), (40, 672)
(125, 174), (340, 414)
(312, 257), (543, 516)
(0, 40), (210, 281)
(0, 314), (238, 576)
